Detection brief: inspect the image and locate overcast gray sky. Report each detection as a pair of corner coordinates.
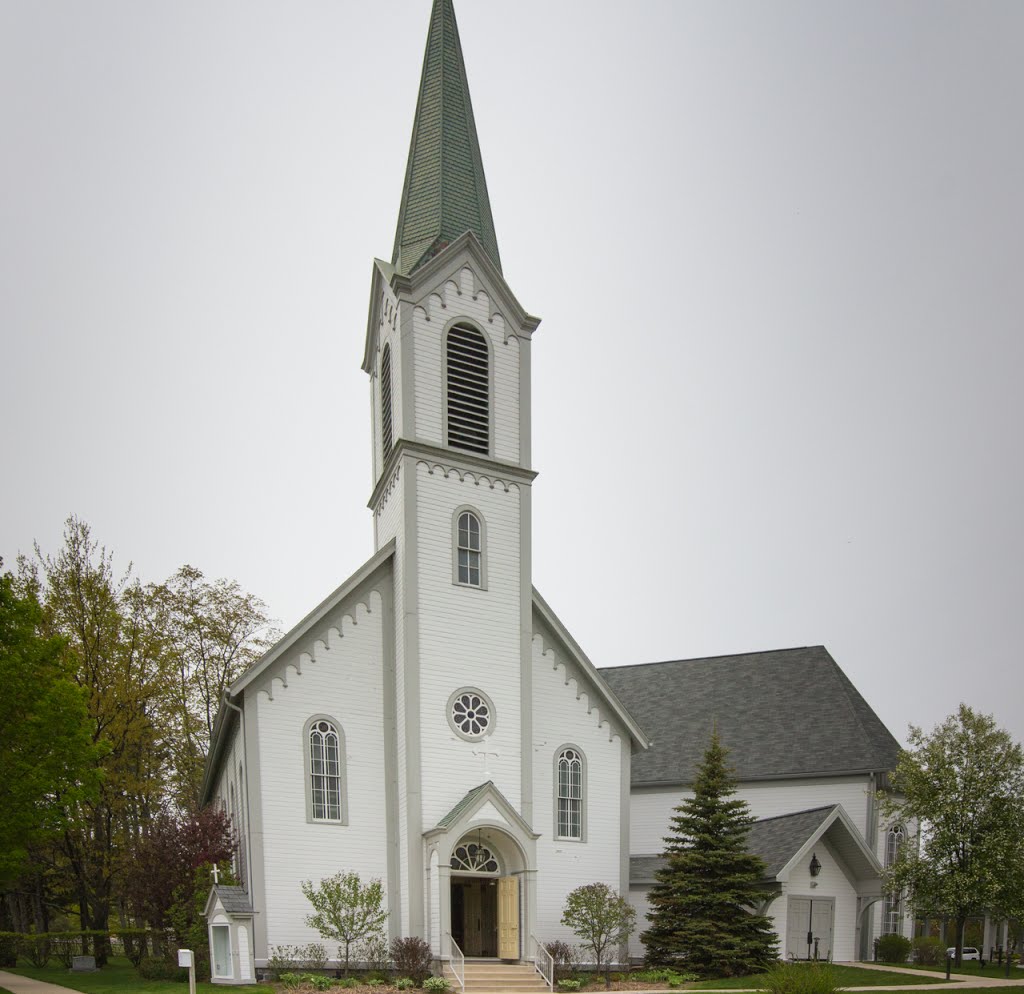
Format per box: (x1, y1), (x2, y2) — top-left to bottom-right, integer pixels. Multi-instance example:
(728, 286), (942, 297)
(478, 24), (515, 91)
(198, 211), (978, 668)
(2, 1), (1022, 752)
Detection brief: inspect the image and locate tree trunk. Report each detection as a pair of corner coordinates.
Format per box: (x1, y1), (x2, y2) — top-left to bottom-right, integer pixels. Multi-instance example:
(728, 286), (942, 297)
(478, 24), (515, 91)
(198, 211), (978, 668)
(956, 917), (967, 968)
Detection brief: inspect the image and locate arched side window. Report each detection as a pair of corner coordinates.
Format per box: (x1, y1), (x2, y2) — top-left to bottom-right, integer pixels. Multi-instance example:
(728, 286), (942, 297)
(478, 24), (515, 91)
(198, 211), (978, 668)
(882, 825), (905, 933)
(380, 343), (394, 460)
(554, 746), (586, 842)
(303, 715), (348, 824)
(446, 323), (490, 455)
(452, 507), (486, 587)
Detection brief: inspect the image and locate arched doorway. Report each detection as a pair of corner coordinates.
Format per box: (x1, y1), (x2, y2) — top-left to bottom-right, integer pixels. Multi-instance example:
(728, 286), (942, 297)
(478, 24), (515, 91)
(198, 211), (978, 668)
(448, 829), (520, 959)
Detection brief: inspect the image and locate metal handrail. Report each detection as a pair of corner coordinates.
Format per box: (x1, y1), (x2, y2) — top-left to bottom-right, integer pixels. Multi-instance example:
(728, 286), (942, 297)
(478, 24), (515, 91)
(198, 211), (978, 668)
(447, 933), (466, 993)
(531, 934), (554, 992)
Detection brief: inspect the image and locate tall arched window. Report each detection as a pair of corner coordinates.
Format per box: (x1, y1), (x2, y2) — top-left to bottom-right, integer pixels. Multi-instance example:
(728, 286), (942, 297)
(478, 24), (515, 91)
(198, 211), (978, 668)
(380, 343), (394, 459)
(556, 747), (585, 841)
(882, 825), (905, 933)
(456, 509), (483, 586)
(446, 323), (489, 454)
(308, 718), (345, 822)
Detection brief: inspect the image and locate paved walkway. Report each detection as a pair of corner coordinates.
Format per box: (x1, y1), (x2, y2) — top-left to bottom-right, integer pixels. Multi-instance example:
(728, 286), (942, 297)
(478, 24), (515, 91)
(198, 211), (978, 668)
(0, 973), (87, 994)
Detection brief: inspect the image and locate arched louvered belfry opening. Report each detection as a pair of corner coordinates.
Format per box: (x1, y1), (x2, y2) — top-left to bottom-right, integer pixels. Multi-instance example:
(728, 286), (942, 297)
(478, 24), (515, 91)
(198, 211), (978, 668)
(380, 343), (394, 459)
(446, 323), (489, 454)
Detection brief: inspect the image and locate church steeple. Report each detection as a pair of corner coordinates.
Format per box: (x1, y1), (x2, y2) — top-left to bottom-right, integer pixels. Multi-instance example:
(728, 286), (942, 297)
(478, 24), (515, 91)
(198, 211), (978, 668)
(392, 0), (501, 278)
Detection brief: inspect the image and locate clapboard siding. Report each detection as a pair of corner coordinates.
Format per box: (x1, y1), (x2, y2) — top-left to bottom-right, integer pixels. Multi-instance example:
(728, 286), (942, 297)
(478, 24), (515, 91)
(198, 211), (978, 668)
(630, 777), (872, 855)
(531, 634), (626, 945)
(416, 462), (524, 824)
(253, 594), (389, 951)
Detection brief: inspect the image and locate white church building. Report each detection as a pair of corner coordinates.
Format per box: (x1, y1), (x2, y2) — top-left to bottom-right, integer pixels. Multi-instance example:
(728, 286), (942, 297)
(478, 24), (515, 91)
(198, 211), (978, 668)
(201, 0), (912, 983)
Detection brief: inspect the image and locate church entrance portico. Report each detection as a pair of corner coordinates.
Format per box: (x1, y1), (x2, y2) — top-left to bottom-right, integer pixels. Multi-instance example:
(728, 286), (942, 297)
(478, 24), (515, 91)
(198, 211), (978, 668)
(424, 783), (539, 964)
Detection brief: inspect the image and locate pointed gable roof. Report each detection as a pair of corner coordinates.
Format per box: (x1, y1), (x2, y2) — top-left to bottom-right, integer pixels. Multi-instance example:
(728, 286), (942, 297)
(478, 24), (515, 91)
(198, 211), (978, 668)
(602, 646), (900, 784)
(392, 0), (501, 277)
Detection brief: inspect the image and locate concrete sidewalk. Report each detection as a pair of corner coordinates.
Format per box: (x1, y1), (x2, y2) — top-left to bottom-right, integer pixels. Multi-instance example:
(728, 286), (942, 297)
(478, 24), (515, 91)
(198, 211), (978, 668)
(0, 972), (85, 994)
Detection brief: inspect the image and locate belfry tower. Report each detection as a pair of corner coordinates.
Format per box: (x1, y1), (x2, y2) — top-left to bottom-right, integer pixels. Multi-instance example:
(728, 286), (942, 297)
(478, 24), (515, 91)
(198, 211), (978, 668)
(363, 0), (542, 945)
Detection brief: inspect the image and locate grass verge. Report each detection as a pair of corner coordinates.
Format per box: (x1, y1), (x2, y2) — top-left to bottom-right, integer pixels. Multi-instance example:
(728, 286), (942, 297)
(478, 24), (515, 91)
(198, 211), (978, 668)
(4, 958), (272, 994)
(689, 964), (950, 989)
(895, 961), (1024, 978)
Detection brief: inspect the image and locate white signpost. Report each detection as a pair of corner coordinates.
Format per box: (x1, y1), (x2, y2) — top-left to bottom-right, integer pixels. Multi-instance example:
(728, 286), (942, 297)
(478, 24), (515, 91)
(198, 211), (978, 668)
(178, 948), (196, 994)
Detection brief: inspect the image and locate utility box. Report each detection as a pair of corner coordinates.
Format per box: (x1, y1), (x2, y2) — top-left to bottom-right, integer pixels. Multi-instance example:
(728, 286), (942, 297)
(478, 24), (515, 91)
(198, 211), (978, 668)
(178, 949), (194, 969)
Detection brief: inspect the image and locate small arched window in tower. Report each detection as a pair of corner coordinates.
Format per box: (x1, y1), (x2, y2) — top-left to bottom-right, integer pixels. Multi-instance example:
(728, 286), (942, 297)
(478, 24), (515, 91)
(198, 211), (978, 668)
(309, 719), (343, 821)
(882, 824), (905, 933)
(456, 510), (482, 586)
(446, 323), (489, 454)
(556, 747), (584, 841)
(380, 343), (394, 459)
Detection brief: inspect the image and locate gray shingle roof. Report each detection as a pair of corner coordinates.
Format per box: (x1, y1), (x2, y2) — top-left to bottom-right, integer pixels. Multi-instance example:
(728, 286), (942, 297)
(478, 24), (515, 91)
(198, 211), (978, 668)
(602, 646), (900, 784)
(436, 781), (492, 830)
(392, 0), (500, 277)
(630, 805), (837, 884)
(215, 885), (253, 915)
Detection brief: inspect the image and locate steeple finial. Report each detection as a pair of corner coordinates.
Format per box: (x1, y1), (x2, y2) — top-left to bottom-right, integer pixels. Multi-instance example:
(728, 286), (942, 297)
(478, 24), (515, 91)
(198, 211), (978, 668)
(392, 0), (501, 277)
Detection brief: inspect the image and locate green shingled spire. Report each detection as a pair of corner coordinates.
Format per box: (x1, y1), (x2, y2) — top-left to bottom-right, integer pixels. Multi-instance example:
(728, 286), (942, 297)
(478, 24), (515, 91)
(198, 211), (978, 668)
(392, 0), (501, 277)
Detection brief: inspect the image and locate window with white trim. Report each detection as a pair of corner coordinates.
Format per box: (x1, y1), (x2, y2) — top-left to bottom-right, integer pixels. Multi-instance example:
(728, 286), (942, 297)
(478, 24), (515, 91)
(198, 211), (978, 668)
(457, 510), (482, 586)
(882, 824), (905, 933)
(446, 323), (489, 454)
(380, 343), (394, 459)
(309, 719), (344, 821)
(556, 748), (583, 840)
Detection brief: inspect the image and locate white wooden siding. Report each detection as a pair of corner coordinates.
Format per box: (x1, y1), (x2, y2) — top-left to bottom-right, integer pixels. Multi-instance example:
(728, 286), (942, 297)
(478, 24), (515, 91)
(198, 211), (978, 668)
(531, 634), (626, 946)
(252, 593), (389, 951)
(415, 462), (523, 824)
(630, 777), (872, 855)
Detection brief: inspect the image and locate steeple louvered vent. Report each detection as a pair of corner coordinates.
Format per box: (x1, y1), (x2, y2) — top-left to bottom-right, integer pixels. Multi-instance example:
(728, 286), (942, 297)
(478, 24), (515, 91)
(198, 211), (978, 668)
(380, 344), (394, 458)
(446, 324), (489, 455)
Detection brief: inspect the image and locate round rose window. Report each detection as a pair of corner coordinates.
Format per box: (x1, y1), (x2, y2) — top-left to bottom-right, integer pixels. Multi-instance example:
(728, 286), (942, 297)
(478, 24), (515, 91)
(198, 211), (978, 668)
(450, 689), (492, 738)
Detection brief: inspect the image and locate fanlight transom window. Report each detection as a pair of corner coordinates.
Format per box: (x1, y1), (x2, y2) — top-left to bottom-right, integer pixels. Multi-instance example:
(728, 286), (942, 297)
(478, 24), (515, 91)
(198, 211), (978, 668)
(451, 691), (491, 738)
(446, 324), (489, 454)
(557, 748), (583, 840)
(310, 719), (343, 821)
(457, 511), (482, 586)
(451, 842), (499, 873)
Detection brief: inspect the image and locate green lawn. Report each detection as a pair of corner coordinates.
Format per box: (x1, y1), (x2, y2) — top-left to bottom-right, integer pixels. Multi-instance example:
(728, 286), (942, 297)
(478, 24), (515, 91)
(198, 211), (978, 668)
(4, 958), (272, 994)
(689, 963), (950, 988)
(896, 960), (1024, 978)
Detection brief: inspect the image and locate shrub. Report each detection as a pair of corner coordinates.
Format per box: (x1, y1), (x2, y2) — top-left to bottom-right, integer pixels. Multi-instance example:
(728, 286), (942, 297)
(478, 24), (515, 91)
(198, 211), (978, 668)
(912, 937), (946, 965)
(391, 936), (433, 984)
(270, 944), (301, 975)
(366, 978), (384, 987)
(545, 940), (580, 981)
(280, 974), (303, 989)
(335, 978), (360, 989)
(632, 968), (699, 984)
(0, 932), (18, 968)
(557, 981), (581, 992)
(359, 933), (391, 973)
(423, 977), (450, 993)
(19, 933), (51, 967)
(117, 929), (151, 968)
(306, 975), (333, 991)
(395, 977), (416, 990)
(758, 962), (843, 994)
(301, 943), (329, 970)
(138, 955), (188, 981)
(877, 933), (912, 964)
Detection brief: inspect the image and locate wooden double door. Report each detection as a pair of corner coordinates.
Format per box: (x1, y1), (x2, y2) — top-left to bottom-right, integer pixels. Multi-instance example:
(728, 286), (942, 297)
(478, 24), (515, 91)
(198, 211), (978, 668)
(786, 897), (834, 961)
(451, 876), (519, 959)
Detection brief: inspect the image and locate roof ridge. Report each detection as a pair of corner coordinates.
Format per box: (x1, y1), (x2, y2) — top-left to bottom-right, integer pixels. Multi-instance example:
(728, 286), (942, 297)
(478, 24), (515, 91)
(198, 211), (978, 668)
(600, 645), (826, 672)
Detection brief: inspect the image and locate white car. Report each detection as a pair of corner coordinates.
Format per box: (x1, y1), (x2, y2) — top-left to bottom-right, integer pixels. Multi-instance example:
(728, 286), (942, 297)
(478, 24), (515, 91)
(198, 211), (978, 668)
(946, 947), (980, 961)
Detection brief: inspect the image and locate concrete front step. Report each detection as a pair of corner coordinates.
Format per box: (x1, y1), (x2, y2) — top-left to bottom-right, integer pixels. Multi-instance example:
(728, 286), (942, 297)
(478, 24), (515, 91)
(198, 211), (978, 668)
(445, 961), (551, 993)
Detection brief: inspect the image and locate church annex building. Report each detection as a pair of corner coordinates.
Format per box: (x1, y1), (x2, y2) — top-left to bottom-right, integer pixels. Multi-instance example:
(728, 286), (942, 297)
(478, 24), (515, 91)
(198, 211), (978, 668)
(200, 0), (912, 983)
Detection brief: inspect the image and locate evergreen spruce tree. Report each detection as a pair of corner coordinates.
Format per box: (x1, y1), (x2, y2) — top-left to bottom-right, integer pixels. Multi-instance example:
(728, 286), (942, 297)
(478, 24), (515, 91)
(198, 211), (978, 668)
(642, 729), (778, 976)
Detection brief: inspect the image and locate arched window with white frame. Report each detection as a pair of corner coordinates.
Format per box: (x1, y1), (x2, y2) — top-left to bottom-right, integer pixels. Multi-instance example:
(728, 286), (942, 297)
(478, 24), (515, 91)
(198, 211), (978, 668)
(555, 746), (586, 841)
(304, 716), (348, 824)
(453, 507), (485, 588)
(882, 824), (905, 933)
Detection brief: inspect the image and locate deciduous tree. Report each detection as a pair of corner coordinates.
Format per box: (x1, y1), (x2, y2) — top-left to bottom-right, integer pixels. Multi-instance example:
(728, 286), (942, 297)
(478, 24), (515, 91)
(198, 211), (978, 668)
(302, 871), (388, 975)
(642, 729), (777, 977)
(561, 882), (636, 988)
(882, 705), (1024, 966)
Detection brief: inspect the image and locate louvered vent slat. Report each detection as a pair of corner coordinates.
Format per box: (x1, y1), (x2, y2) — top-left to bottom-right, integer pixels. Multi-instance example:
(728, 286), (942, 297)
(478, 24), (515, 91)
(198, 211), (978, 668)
(446, 324), (489, 454)
(381, 344), (394, 459)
